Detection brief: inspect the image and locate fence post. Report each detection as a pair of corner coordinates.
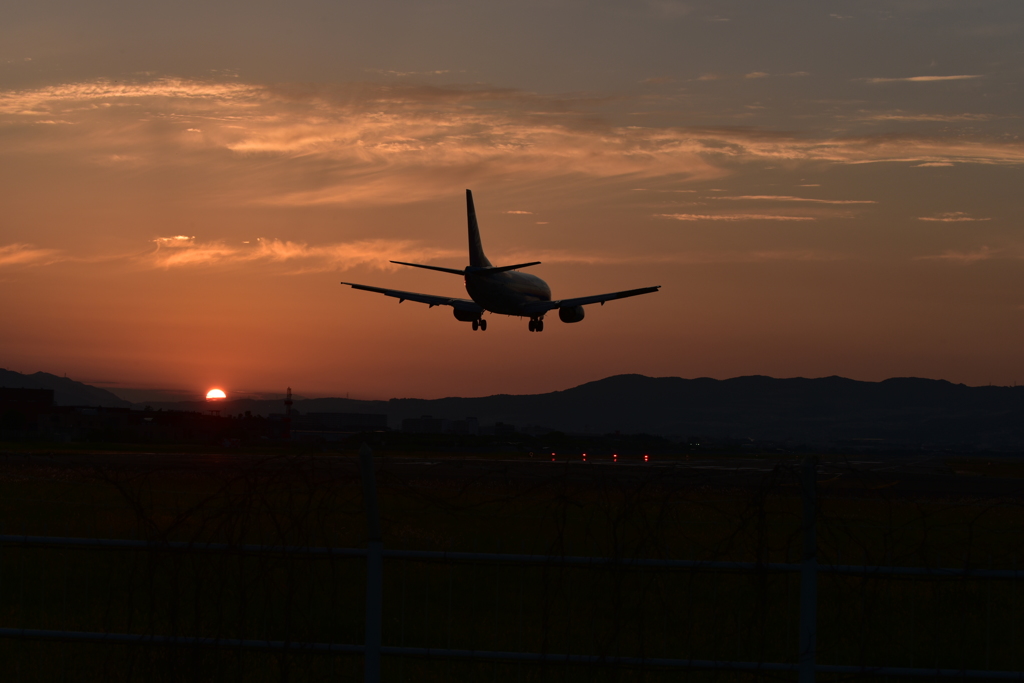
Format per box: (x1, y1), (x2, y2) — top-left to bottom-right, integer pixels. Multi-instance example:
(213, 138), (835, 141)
(799, 455), (818, 683)
(360, 443), (383, 683)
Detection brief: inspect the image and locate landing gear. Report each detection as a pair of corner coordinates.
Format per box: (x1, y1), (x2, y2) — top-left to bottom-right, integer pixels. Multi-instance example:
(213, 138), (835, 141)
(528, 318), (544, 332)
(472, 320), (478, 331)
(472, 319), (487, 331)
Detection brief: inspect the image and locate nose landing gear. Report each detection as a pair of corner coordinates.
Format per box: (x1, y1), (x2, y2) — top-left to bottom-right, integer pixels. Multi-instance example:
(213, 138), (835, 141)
(528, 318), (544, 332)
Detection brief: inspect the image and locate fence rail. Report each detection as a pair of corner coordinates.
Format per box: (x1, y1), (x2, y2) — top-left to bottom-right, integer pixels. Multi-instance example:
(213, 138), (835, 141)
(3, 535), (1023, 578)
(1, 448), (1022, 681)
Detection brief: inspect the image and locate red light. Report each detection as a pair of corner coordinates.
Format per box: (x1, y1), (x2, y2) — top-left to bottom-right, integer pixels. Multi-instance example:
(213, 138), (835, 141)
(644, 454), (649, 462)
(582, 453), (587, 461)
(613, 453), (618, 462)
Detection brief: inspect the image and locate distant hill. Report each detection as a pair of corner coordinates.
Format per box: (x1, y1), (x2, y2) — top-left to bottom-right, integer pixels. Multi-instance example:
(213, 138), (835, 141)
(0, 369), (131, 408)
(132, 374), (1024, 450)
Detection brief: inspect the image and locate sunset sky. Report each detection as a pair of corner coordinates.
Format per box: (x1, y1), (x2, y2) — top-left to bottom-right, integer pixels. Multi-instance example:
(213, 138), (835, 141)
(2, 1), (1023, 400)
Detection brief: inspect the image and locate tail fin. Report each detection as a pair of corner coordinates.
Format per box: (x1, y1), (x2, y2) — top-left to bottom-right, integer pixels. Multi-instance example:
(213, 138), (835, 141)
(466, 189), (492, 268)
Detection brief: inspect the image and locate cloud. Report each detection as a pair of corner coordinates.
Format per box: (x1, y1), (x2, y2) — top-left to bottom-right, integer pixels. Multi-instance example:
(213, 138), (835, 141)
(0, 244), (62, 267)
(861, 112), (994, 122)
(861, 75), (983, 84)
(502, 247), (840, 265)
(915, 246), (998, 263)
(146, 236), (461, 272)
(744, 72), (770, 79)
(365, 69), (453, 77)
(915, 162), (954, 167)
(154, 235), (196, 247)
(917, 212), (991, 222)
(2, 76), (1024, 211)
(714, 195), (875, 204)
(503, 210), (533, 215)
(657, 213), (815, 221)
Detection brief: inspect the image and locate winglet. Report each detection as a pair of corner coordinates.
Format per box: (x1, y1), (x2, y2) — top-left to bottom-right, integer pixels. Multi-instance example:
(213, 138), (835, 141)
(467, 189), (492, 268)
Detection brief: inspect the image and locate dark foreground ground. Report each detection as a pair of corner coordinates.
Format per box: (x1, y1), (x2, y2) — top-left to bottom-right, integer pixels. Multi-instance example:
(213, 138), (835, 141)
(1, 447), (1023, 682)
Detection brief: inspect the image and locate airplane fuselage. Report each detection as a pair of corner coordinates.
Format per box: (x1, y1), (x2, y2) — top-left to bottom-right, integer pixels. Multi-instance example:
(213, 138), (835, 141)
(339, 189), (659, 332)
(465, 269), (551, 316)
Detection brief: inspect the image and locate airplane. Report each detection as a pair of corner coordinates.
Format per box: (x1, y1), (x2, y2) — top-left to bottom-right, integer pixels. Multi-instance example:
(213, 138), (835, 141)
(340, 190), (660, 332)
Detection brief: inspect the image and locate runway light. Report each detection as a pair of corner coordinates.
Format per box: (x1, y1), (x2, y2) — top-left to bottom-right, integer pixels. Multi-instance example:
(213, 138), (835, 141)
(644, 454), (649, 463)
(582, 453), (587, 462)
(613, 453), (618, 462)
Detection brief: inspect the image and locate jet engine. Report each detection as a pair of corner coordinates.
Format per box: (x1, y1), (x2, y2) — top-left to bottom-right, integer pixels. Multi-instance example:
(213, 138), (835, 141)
(558, 305), (585, 323)
(453, 309), (479, 322)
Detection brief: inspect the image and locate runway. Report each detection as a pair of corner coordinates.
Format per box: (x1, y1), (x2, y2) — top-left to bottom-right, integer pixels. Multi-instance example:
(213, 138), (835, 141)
(2, 449), (1022, 500)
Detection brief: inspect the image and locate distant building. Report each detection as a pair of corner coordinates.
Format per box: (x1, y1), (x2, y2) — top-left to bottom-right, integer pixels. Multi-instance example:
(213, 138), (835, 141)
(448, 417), (479, 435)
(290, 412), (388, 441)
(0, 387), (54, 406)
(493, 422), (517, 436)
(401, 415), (482, 435)
(0, 388), (55, 437)
(402, 415), (447, 434)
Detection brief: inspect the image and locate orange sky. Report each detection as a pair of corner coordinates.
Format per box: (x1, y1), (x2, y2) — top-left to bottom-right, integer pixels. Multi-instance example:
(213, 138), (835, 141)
(2, 3), (1023, 399)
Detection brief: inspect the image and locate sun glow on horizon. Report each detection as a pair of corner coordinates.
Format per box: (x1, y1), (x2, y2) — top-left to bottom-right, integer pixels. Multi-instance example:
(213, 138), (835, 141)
(206, 388), (227, 400)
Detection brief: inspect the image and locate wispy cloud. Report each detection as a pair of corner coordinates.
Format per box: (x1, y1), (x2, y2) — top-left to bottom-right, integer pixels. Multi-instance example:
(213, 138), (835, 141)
(2, 76), (1024, 211)
(861, 75), (982, 84)
(0, 244), (62, 267)
(915, 246), (998, 263)
(657, 213), (815, 221)
(914, 162), (954, 167)
(503, 247), (840, 265)
(714, 195), (875, 204)
(917, 212), (991, 222)
(147, 236), (461, 272)
(860, 112), (994, 122)
(503, 210), (533, 215)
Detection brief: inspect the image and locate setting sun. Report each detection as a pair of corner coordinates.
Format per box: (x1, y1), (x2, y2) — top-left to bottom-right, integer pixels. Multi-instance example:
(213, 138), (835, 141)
(206, 389), (227, 400)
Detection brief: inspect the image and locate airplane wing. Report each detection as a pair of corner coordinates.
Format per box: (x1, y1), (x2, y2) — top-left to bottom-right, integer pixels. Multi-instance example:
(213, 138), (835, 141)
(521, 286), (661, 315)
(340, 282), (484, 314)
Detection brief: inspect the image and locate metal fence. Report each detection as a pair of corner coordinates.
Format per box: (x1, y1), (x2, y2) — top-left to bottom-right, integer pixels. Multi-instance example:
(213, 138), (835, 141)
(1, 447), (1023, 681)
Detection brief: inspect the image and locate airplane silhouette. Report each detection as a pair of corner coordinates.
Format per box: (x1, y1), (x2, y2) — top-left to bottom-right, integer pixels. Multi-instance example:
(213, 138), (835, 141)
(341, 190), (660, 332)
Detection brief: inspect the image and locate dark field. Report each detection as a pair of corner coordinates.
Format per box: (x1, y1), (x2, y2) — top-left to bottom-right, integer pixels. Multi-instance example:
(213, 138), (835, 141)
(1, 447), (1023, 681)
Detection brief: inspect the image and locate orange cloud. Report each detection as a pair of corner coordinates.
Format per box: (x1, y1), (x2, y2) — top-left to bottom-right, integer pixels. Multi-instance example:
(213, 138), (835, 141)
(862, 75), (983, 84)
(917, 212), (991, 222)
(915, 246), (999, 263)
(657, 213), (816, 221)
(2, 77), (1023, 213)
(0, 243), (61, 267)
(146, 236), (460, 272)
(714, 195), (875, 204)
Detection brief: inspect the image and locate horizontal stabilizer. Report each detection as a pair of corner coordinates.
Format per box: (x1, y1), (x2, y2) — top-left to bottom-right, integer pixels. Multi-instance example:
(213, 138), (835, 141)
(390, 261), (466, 276)
(476, 261), (542, 274)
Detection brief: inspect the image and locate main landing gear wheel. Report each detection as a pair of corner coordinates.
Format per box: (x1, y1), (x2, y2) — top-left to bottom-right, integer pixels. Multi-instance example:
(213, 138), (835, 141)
(472, 320), (479, 331)
(479, 319), (487, 331)
(528, 319), (544, 332)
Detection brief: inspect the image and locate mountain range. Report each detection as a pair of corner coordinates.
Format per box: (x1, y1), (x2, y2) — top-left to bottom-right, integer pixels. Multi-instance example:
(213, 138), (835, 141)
(1, 369), (131, 408)
(4, 369), (1023, 450)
